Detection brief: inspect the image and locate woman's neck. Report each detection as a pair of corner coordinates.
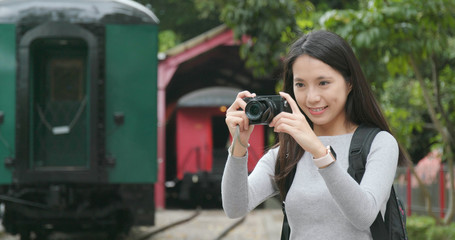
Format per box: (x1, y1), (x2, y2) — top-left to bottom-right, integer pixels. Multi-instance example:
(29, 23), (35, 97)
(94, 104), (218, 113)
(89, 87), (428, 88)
(314, 122), (357, 136)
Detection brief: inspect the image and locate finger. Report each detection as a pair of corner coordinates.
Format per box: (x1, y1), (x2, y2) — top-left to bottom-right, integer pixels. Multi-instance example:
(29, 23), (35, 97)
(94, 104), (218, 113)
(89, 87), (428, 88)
(226, 98), (243, 112)
(279, 92), (300, 114)
(269, 111), (295, 127)
(226, 110), (247, 118)
(228, 91), (256, 112)
(269, 113), (280, 127)
(274, 122), (293, 134)
(244, 115), (250, 131)
(226, 109), (252, 128)
(226, 111), (249, 128)
(236, 90), (256, 101)
(226, 116), (246, 133)
(273, 115), (296, 129)
(273, 118), (298, 135)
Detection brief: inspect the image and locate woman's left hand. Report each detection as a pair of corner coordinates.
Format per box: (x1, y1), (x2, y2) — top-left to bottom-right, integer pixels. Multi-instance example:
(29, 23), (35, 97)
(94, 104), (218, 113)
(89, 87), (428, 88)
(269, 92), (327, 158)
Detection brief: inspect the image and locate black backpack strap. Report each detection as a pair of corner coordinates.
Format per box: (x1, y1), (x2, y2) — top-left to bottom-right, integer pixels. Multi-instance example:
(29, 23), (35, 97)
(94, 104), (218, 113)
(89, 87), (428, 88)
(348, 124), (387, 240)
(285, 167), (297, 197)
(370, 211), (388, 240)
(280, 165), (296, 240)
(347, 124), (381, 183)
(280, 202), (291, 240)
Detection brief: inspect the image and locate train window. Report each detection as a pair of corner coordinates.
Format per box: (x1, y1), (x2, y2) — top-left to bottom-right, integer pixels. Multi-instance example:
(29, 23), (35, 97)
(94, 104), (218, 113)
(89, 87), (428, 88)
(31, 38), (87, 103)
(49, 57), (85, 102)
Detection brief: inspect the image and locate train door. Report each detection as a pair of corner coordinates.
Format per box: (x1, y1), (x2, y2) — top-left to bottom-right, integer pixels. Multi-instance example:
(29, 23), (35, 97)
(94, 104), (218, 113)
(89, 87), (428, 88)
(16, 22), (102, 182)
(31, 38), (88, 168)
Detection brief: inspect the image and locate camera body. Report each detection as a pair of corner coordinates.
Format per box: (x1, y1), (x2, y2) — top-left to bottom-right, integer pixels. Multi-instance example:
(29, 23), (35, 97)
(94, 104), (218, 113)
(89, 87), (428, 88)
(243, 95), (290, 125)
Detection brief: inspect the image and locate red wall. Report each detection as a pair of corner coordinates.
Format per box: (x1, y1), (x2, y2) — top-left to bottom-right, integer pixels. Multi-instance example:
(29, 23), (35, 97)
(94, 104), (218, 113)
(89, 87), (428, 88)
(176, 107), (264, 180)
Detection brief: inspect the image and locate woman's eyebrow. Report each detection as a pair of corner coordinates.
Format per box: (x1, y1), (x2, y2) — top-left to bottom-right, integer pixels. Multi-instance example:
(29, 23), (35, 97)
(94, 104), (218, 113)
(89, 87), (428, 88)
(294, 76), (333, 82)
(316, 76), (333, 80)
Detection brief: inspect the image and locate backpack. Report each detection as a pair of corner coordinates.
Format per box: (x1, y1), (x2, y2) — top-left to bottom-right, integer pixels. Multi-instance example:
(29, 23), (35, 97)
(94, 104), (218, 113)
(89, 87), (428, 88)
(280, 124), (408, 240)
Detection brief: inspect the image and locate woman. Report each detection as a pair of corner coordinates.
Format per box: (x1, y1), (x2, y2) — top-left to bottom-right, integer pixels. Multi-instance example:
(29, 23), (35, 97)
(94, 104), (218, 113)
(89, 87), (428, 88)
(223, 30), (407, 239)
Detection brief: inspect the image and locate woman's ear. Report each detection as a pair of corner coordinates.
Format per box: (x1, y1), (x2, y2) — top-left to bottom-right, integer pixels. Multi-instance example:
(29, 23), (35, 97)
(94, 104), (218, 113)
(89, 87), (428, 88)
(344, 75), (352, 93)
(345, 79), (353, 93)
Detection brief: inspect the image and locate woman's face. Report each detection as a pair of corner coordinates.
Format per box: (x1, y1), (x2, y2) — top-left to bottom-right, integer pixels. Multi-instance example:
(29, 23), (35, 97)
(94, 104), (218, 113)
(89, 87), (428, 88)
(292, 54), (351, 133)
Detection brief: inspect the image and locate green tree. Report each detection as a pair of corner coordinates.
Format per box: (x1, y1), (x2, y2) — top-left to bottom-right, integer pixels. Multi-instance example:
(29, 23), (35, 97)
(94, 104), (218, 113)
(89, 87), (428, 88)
(320, 0), (455, 224)
(137, 0), (222, 52)
(195, 0), (315, 76)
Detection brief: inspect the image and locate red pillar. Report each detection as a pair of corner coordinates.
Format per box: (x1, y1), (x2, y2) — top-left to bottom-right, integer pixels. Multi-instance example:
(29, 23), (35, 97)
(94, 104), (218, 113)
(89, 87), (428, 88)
(155, 62), (178, 209)
(155, 88), (166, 209)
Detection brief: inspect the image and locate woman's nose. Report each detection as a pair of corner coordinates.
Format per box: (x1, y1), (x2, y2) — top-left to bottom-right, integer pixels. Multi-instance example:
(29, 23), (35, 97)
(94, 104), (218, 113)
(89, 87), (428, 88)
(306, 89), (321, 103)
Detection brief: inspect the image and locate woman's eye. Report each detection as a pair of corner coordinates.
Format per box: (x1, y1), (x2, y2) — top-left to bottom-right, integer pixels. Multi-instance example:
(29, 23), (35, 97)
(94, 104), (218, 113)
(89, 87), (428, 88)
(320, 81), (329, 86)
(295, 83), (304, 87)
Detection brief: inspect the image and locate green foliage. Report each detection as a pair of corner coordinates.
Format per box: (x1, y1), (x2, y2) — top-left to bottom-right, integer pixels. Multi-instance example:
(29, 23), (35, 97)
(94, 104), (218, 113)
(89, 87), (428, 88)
(380, 75), (433, 156)
(407, 215), (435, 240)
(320, 0), (455, 78)
(429, 224), (455, 240)
(195, 0), (314, 77)
(407, 215), (455, 240)
(148, 0), (221, 51)
(319, 0), (455, 164)
(158, 30), (180, 52)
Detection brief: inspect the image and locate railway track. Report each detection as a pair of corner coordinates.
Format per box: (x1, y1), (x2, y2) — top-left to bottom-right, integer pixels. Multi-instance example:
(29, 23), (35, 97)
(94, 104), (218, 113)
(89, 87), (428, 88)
(135, 208), (202, 240)
(135, 208), (247, 240)
(0, 209), (281, 240)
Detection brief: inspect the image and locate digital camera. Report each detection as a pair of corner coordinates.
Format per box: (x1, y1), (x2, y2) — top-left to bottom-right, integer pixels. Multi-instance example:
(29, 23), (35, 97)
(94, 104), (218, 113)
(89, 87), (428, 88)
(243, 95), (290, 125)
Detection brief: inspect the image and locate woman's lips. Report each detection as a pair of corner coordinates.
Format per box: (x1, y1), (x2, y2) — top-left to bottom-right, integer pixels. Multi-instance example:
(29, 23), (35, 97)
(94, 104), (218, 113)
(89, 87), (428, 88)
(308, 106), (328, 115)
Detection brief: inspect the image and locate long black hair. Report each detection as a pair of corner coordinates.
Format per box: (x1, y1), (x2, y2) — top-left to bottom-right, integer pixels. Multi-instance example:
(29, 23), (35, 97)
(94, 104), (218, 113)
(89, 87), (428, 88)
(275, 30), (408, 200)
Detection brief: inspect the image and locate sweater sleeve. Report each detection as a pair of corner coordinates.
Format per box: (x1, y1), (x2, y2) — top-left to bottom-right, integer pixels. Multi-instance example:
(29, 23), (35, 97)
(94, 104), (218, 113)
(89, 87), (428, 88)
(318, 131), (398, 230)
(221, 148), (279, 219)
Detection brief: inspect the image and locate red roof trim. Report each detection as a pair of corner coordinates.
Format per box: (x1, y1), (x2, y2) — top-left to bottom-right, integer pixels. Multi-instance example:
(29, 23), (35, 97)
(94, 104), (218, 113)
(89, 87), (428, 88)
(158, 29), (236, 89)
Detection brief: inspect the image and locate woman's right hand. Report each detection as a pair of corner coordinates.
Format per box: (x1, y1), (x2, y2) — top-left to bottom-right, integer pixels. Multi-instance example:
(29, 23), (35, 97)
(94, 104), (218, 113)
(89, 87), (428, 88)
(225, 91), (256, 157)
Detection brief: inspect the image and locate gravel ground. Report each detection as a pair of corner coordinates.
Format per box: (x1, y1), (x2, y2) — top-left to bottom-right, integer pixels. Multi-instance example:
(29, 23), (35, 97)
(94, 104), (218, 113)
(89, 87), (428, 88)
(0, 208), (283, 240)
(130, 209), (283, 240)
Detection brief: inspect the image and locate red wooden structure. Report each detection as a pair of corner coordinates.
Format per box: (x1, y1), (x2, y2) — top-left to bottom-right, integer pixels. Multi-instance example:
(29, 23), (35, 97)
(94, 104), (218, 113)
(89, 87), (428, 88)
(156, 26), (238, 208)
(156, 26), (276, 208)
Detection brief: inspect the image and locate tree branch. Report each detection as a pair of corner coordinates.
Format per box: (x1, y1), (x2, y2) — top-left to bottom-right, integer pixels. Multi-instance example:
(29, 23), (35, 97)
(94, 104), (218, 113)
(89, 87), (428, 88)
(409, 55), (455, 224)
(430, 55), (455, 145)
(409, 56), (450, 144)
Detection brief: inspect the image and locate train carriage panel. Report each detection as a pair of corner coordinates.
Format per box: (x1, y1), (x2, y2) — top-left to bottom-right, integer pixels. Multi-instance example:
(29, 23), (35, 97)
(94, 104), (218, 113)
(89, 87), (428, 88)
(105, 24), (158, 183)
(0, 24), (15, 184)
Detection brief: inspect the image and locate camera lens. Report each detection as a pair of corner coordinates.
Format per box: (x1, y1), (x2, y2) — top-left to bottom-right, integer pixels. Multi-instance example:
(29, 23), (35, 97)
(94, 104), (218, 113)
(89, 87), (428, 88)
(245, 101), (266, 121)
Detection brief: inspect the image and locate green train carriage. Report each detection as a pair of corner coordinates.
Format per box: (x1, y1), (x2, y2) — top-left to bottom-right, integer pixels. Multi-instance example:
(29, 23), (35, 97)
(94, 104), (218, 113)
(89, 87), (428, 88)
(0, 0), (159, 238)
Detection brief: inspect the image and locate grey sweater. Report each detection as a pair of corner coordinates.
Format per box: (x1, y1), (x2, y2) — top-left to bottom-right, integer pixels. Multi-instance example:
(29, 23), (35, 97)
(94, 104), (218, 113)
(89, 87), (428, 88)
(222, 132), (398, 240)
